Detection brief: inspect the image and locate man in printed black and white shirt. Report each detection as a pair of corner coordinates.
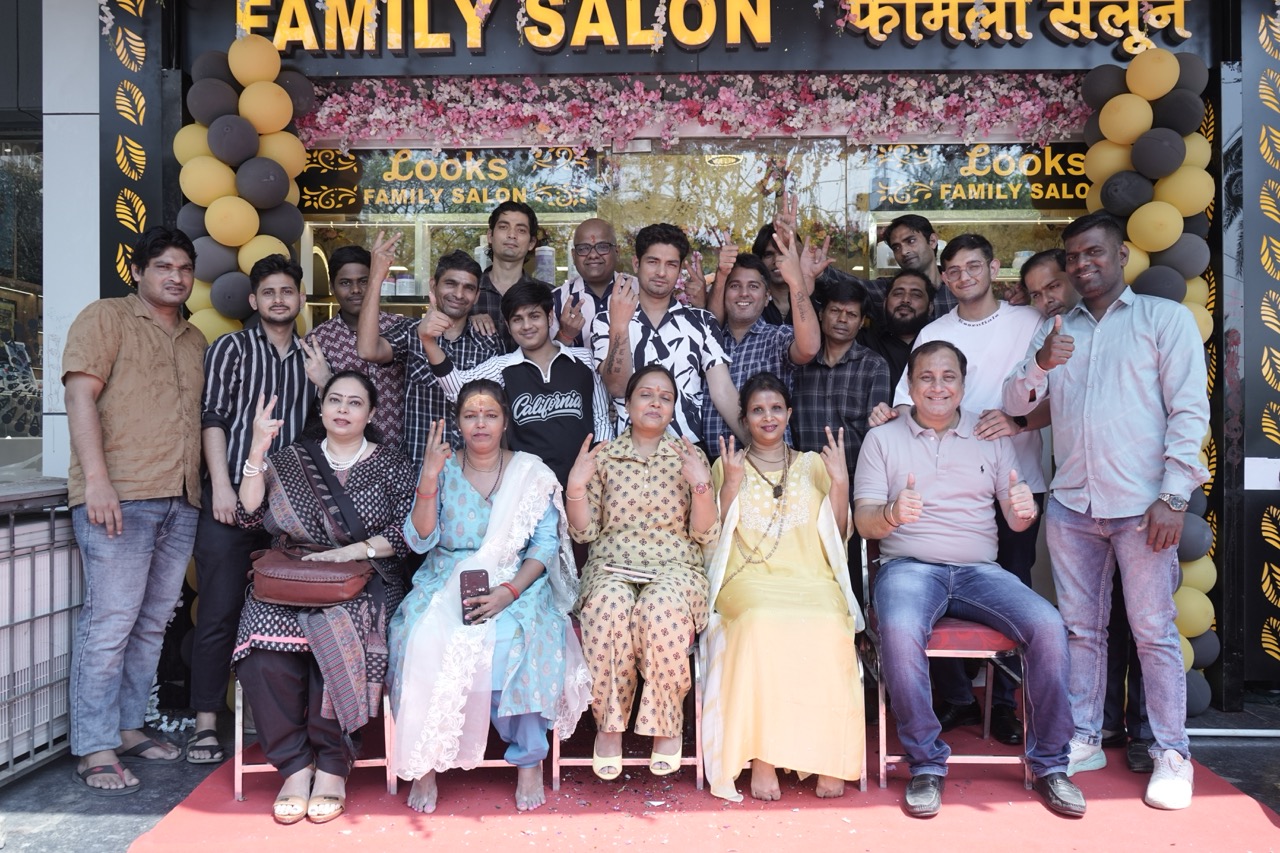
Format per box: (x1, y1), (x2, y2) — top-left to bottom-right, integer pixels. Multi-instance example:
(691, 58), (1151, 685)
(593, 223), (745, 446)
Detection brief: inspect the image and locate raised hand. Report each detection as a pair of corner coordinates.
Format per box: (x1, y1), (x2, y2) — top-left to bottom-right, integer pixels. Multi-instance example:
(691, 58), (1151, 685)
(418, 307), (454, 342)
(820, 426), (848, 486)
(975, 408), (1022, 441)
(799, 234), (833, 282)
(250, 393), (283, 459)
(559, 292), (585, 343)
(299, 336), (332, 389)
(607, 278), (640, 331)
(773, 191), (799, 240)
(683, 250), (708, 307)
(566, 433), (602, 495)
(1008, 469), (1037, 521)
(675, 435), (712, 490)
(1035, 315), (1074, 371)
(892, 473), (923, 525)
(773, 227), (803, 288)
(369, 230), (402, 281)
(868, 401), (899, 429)
(718, 435), (746, 487)
(420, 418), (453, 483)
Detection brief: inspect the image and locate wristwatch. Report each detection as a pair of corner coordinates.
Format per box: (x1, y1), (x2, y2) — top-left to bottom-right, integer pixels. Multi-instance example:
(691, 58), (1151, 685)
(1158, 493), (1189, 512)
(1011, 415), (1028, 430)
(363, 540), (377, 558)
(693, 481), (711, 495)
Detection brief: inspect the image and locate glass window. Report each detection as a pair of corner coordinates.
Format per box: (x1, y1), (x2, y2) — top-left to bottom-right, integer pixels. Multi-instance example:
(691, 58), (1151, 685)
(0, 139), (43, 482)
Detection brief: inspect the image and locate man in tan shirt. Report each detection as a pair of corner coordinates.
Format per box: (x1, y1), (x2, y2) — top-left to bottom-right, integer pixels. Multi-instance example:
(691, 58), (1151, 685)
(63, 226), (206, 795)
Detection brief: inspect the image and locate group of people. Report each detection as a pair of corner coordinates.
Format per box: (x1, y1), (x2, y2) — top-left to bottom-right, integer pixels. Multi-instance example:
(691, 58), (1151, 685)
(62, 195), (1206, 824)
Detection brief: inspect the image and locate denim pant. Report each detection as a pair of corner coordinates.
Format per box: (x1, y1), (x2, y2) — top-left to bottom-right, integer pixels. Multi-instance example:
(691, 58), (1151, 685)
(1102, 571), (1152, 740)
(1045, 499), (1188, 757)
(70, 498), (198, 755)
(874, 557), (1072, 778)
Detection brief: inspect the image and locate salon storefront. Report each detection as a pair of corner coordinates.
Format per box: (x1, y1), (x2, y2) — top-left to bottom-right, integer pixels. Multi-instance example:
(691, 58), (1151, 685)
(68, 0), (1276, 706)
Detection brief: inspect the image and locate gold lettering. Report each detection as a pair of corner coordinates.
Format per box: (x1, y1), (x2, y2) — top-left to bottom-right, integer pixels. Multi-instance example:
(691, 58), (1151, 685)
(991, 152), (1017, 177)
(525, 0), (568, 49)
(384, 150), (415, 182)
(1067, 152), (1086, 174)
(1145, 1), (1190, 38)
(325, 0), (378, 51)
(1046, 0), (1098, 41)
(440, 158), (464, 180)
(570, 0), (621, 46)
(844, 1), (902, 44)
(386, 0), (404, 49)
(626, 0), (659, 48)
(920, 0), (964, 43)
(454, 0), (487, 49)
(489, 158), (510, 180)
(960, 144), (991, 178)
(237, 0), (271, 35)
(725, 0), (770, 45)
(415, 0), (452, 49)
(965, 0), (1031, 43)
(274, 0), (320, 50)
(416, 158), (438, 181)
(670, 0), (716, 48)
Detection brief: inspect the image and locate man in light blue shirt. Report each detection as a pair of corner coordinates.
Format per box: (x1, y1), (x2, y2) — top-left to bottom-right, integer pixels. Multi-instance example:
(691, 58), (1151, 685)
(1002, 211), (1209, 811)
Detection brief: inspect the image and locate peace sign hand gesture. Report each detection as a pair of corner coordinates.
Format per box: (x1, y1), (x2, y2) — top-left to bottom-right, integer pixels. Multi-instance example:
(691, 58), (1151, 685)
(250, 393), (283, 459)
(420, 418), (453, 483)
(675, 436), (712, 491)
(820, 426), (848, 487)
(566, 433), (602, 496)
(718, 435), (746, 490)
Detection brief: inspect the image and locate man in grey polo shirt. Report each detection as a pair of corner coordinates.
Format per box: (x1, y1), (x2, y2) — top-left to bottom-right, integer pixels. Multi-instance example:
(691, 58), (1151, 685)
(854, 340), (1080, 819)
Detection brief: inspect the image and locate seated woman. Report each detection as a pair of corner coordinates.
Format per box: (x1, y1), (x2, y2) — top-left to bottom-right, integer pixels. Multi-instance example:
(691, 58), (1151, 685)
(565, 364), (720, 780)
(233, 371), (416, 825)
(388, 380), (590, 814)
(701, 371), (865, 802)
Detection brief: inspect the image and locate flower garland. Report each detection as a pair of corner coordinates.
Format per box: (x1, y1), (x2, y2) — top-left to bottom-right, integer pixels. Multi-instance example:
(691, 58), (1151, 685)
(294, 71), (1088, 153)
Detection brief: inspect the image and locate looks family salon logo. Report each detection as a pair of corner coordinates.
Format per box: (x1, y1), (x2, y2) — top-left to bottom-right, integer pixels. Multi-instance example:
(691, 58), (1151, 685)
(511, 391), (584, 424)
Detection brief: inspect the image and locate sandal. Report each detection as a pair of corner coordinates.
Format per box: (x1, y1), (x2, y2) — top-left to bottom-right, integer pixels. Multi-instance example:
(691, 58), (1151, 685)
(307, 793), (346, 824)
(72, 762), (141, 797)
(649, 745), (682, 777)
(273, 793), (308, 825)
(118, 737), (182, 765)
(592, 747), (622, 781)
(185, 729), (225, 765)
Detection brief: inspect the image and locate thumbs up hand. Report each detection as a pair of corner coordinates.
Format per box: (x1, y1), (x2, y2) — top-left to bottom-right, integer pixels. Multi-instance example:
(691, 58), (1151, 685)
(1035, 315), (1074, 371)
(1008, 469), (1038, 521)
(891, 472), (923, 526)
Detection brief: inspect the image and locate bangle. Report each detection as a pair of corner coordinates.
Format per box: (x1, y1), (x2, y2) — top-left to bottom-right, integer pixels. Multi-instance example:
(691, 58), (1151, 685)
(883, 500), (900, 529)
(499, 581), (520, 600)
(242, 458), (268, 477)
(415, 486), (438, 500)
(565, 492), (587, 502)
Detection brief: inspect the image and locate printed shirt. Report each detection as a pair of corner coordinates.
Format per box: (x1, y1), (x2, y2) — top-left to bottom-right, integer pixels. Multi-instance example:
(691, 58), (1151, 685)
(591, 298), (731, 443)
(702, 317), (797, 454)
(307, 312), (409, 451)
(791, 340), (891, 474)
(550, 271), (638, 348)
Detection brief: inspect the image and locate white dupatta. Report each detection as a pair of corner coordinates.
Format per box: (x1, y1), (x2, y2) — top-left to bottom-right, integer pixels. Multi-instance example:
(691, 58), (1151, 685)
(392, 452), (588, 778)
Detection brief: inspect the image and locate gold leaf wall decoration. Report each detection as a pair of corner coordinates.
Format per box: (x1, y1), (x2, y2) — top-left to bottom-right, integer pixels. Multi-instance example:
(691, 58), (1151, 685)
(1262, 346), (1280, 391)
(1206, 508), (1218, 559)
(113, 26), (146, 73)
(115, 188), (146, 234)
(1264, 563), (1280, 608)
(1204, 269), (1217, 315)
(1261, 506), (1280, 550)
(114, 243), (132, 286)
(1262, 126), (1280, 171)
(116, 0), (146, 17)
(1261, 290), (1280, 335)
(1264, 401), (1280, 446)
(1264, 70), (1280, 115)
(1264, 617), (1280, 662)
(1263, 14), (1280, 60)
(1263, 235), (1280, 279)
(114, 81), (145, 126)
(1206, 339), (1217, 397)
(114, 135), (146, 181)
(1200, 100), (1215, 142)
(1205, 438), (1217, 487)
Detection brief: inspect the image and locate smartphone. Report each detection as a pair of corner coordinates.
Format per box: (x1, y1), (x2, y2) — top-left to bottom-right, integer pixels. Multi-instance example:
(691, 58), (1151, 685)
(459, 569), (490, 621)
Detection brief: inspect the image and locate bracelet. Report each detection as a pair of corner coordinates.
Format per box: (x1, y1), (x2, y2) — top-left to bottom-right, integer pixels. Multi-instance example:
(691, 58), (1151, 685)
(565, 492), (587, 502)
(242, 458), (268, 477)
(883, 500), (900, 529)
(499, 581), (520, 600)
(415, 486), (438, 500)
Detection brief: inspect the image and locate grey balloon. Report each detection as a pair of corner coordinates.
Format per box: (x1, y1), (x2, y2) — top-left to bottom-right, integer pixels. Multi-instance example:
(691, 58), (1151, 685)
(206, 115), (259, 167)
(1101, 170), (1154, 217)
(186, 78), (239, 126)
(1177, 513), (1213, 562)
(192, 235), (238, 282)
(192, 50), (238, 88)
(176, 203), (208, 241)
(235, 157), (291, 209)
(1131, 266), (1187, 302)
(1152, 88), (1206, 136)
(1185, 669), (1211, 718)
(275, 70), (316, 116)
(1176, 52), (1210, 97)
(211, 271), (255, 320)
(1188, 486), (1208, 517)
(1082, 64), (1128, 110)
(258, 203), (305, 245)
(1189, 630), (1220, 670)
(1132, 128), (1186, 180)
(1153, 234), (1211, 279)
(1084, 112), (1104, 147)
(1184, 212), (1211, 239)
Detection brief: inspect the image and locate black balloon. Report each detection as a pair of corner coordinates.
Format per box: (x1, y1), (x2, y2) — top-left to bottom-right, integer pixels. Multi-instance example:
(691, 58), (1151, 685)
(1131, 265), (1187, 302)
(1132, 128), (1187, 180)
(1184, 212), (1211, 239)
(243, 313), (262, 331)
(206, 115), (259, 167)
(1178, 513), (1213, 562)
(1101, 170), (1154, 217)
(211, 271), (255, 320)
(258, 203), (305, 245)
(1176, 52), (1210, 97)
(1084, 112), (1104, 147)
(275, 70), (316, 117)
(192, 50), (238, 88)
(1189, 630), (1221, 670)
(192, 235), (238, 282)
(1153, 234), (1211, 279)
(1188, 486), (1208, 517)
(1152, 88), (1206, 136)
(176, 202), (209, 241)
(236, 157), (291, 209)
(186, 78), (239, 126)
(1083, 64), (1128, 110)
(1185, 669), (1211, 717)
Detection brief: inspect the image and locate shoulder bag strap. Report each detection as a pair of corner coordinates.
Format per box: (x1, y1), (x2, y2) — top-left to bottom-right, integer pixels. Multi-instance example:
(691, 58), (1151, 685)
(298, 439), (370, 543)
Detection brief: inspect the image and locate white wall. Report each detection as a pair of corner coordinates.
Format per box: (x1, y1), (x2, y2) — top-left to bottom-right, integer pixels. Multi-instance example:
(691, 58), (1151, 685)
(42, 1), (101, 479)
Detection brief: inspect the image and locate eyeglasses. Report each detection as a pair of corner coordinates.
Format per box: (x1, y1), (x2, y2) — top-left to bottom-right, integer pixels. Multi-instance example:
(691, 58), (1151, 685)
(941, 260), (988, 283)
(573, 242), (616, 257)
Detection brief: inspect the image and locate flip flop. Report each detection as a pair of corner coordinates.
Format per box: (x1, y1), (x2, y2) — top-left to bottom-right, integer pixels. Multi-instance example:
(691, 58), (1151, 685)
(185, 729), (225, 765)
(118, 737), (183, 765)
(72, 762), (142, 797)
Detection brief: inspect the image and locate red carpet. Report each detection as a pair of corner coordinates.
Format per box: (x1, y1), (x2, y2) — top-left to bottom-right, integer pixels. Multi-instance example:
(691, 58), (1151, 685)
(131, 728), (1279, 853)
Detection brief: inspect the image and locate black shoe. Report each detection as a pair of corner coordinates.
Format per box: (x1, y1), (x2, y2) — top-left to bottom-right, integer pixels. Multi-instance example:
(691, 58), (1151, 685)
(934, 700), (982, 732)
(904, 773), (944, 817)
(990, 705), (1023, 745)
(1101, 731), (1128, 749)
(1034, 772), (1087, 817)
(1127, 738), (1155, 773)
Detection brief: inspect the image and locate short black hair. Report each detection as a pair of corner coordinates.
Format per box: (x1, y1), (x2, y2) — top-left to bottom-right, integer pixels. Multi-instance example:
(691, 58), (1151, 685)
(727, 253), (771, 284)
(634, 223), (690, 263)
(1018, 249), (1067, 290)
(328, 244), (371, 282)
(249, 254), (304, 292)
(907, 339), (968, 381)
(738, 371), (792, 422)
(1062, 211), (1125, 245)
(815, 276), (869, 311)
(938, 233), (994, 266)
(434, 249), (482, 283)
(889, 267), (937, 302)
(882, 214), (937, 245)
(500, 280), (554, 323)
(751, 224), (776, 258)
(131, 226), (197, 272)
(488, 201), (539, 238)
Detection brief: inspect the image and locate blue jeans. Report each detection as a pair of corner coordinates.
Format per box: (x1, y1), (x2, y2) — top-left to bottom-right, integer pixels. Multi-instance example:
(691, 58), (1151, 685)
(1045, 499), (1188, 757)
(70, 498), (198, 755)
(874, 558), (1072, 778)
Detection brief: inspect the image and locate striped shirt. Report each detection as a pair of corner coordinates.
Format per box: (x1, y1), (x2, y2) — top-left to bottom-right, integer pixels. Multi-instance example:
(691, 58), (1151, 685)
(201, 326), (316, 485)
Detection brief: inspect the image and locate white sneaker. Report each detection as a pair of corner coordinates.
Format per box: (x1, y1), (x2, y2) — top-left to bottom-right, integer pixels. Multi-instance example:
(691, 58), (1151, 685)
(1144, 749), (1193, 810)
(1066, 738), (1107, 776)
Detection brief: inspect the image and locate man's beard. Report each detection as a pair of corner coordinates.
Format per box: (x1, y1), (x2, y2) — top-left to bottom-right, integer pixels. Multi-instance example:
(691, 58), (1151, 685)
(886, 309), (930, 338)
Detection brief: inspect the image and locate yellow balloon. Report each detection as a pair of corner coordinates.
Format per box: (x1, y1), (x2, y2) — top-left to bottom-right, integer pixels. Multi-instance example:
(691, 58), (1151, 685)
(1084, 140), (1134, 184)
(1126, 48), (1180, 101)
(1099, 93), (1154, 144)
(228, 33), (281, 87)
(179, 155), (237, 207)
(1199, 449), (1210, 470)
(1201, 423), (1212, 449)
(185, 558), (198, 591)
(257, 131), (308, 179)
(1154, 166), (1215, 217)
(1086, 181), (1105, 213)
(296, 311), (313, 336)
(205, 196), (261, 247)
(1123, 242), (1150, 284)
(1184, 276), (1209, 306)
(1185, 302), (1213, 342)
(1127, 200), (1183, 253)
(1179, 634), (1194, 671)
(174, 123), (212, 165)
(1181, 555), (1217, 594)
(239, 81), (293, 134)
(238, 234), (291, 275)
(188, 307), (243, 344)
(190, 594), (199, 625)
(187, 279), (214, 312)
(285, 179), (300, 207)
(1183, 133), (1212, 169)
(1173, 586), (1214, 637)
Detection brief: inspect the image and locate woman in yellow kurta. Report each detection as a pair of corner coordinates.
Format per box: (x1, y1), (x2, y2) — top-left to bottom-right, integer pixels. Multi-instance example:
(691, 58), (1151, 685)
(700, 371), (865, 802)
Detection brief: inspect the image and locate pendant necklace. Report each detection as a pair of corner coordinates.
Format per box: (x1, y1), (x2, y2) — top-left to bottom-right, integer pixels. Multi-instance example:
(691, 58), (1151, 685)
(746, 446), (790, 499)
